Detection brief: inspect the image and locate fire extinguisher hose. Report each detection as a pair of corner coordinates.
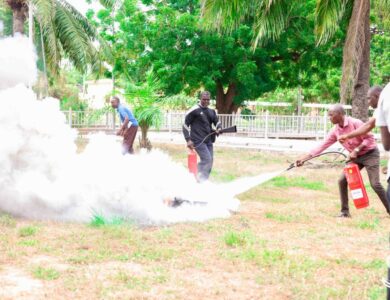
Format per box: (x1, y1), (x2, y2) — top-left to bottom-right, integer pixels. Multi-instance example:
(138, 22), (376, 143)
(193, 126), (237, 149)
(286, 151), (348, 171)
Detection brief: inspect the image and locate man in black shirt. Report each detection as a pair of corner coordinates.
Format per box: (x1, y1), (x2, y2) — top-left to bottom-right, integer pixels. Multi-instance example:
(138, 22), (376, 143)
(183, 91), (222, 182)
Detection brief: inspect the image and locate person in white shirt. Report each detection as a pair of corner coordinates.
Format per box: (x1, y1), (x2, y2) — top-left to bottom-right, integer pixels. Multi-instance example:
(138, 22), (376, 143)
(375, 83), (390, 172)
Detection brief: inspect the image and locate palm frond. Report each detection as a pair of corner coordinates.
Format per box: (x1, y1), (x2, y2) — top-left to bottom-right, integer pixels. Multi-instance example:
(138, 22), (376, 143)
(57, 0), (97, 37)
(99, 0), (121, 9)
(315, 0), (349, 45)
(52, 0), (98, 73)
(31, 0), (54, 23)
(202, 0), (290, 46)
(134, 105), (162, 129)
(252, 0), (290, 47)
(41, 18), (63, 74)
(31, 0), (60, 73)
(373, 0), (390, 30)
(201, 0), (252, 32)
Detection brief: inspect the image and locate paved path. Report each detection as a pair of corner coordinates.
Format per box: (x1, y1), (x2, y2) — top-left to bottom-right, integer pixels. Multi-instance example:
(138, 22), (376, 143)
(147, 132), (386, 154)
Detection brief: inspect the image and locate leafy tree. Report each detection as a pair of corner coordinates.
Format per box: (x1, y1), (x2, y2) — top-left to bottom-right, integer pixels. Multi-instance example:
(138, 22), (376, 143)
(0, 4), (12, 36)
(201, 0), (390, 120)
(158, 94), (198, 111)
(124, 73), (163, 150)
(91, 0), (344, 113)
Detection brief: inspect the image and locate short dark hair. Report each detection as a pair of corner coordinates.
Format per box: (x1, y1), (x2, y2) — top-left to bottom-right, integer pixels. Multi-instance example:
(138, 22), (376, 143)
(111, 95), (120, 102)
(200, 91), (211, 99)
(368, 86), (383, 96)
(329, 104), (345, 115)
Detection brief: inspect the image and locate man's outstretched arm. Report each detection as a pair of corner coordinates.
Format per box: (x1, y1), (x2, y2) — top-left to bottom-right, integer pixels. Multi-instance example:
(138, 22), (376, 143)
(381, 126), (390, 151)
(338, 118), (376, 143)
(296, 131), (337, 166)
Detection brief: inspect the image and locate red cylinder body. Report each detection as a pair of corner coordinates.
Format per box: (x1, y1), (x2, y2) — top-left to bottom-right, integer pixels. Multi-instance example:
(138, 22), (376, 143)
(343, 163), (369, 209)
(188, 150), (198, 176)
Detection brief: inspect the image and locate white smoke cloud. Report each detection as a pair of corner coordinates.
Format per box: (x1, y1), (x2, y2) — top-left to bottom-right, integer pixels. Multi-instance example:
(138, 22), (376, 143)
(0, 35), (241, 224)
(0, 35), (277, 225)
(0, 35), (37, 89)
(0, 83), (241, 224)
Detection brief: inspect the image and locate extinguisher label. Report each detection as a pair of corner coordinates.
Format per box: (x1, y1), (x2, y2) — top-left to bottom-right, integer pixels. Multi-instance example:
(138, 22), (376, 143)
(350, 188), (364, 200)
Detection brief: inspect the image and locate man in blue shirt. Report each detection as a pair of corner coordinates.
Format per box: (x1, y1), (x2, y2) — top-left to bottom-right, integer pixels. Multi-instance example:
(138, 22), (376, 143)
(110, 96), (139, 154)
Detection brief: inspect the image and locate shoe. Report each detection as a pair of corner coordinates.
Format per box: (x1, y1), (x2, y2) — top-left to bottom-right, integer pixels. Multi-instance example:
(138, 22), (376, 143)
(337, 212), (351, 218)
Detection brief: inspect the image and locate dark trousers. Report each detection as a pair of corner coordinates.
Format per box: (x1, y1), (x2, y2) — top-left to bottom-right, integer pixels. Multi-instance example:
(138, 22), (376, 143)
(339, 148), (390, 214)
(386, 182), (390, 213)
(122, 126), (138, 154)
(195, 142), (214, 182)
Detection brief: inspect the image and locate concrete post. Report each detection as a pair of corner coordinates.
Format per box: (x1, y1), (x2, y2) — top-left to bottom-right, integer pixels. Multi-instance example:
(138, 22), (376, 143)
(69, 108), (72, 127)
(168, 111), (172, 140)
(264, 111), (269, 139)
(323, 111), (327, 140)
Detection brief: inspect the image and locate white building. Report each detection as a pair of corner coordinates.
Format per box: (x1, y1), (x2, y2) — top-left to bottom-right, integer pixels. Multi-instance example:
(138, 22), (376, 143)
(80, 79), (114, 109)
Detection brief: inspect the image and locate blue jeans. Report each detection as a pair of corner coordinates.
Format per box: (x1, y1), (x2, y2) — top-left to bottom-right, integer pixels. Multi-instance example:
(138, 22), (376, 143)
(195, 142), (214, 182)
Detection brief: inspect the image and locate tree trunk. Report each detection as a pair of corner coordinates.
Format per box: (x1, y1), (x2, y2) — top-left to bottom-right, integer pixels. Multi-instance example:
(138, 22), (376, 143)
(8, 0), (27, 35)
(139, 124), (152, 150)
(340, 0), (370, 121)
(215, 81), (238, 114)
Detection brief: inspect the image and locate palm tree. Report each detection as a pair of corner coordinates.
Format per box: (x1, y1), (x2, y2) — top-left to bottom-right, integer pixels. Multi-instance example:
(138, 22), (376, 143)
(124, 74), (163, 150)
(202, 0), (389, 120)
(1, 0), (101, 74)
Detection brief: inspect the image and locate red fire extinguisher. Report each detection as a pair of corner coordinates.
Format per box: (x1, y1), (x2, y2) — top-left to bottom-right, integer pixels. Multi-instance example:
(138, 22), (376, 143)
(343, 163), (369, 209)
(188, 149), (198, 176)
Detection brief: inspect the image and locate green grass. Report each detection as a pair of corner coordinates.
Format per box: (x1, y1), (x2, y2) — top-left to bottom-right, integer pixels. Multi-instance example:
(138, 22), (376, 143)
(261, 249), (285, 265)
(356, 217), (380, 230)
(365, 183), (374, 193)
(0, 213), (16, 227)
(269, 176), (326, 191)
(210, 170), (237, 182)
(114, 269), (169, 291)
(156, 228), (173, 240)
(265, 212), (308, 223)
(132, 247), (176, 262)
(368, 285), (386, 300)
(18, 239), (38, 247)
(32, 267), (60, 280)
(223, 230), (255, 247)
(90, 214), (126, 227)
(18, 226), (38, 237)
(261, 197), (290, 204)
(364, 259), (385, 270)
(116, 271), (150, 290)
(67, 248), (118, 265)
(265, 212), (293, 223)
(367, 208), (380, 215)
(1, 144), (388, 299)
(380, 159), (387, 167)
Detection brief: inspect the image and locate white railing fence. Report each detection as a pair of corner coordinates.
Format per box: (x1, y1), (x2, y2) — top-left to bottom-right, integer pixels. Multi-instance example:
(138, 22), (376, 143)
(62, 110), (334, 139)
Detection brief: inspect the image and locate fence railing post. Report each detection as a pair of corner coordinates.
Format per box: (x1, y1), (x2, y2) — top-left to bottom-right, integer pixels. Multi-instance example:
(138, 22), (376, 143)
(69, 108), (72, 127)
(323, 111), (327, 140)
(112, 111), (116, 132)
(61, 109), (332, 139)
(168, 111), (172, 139)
